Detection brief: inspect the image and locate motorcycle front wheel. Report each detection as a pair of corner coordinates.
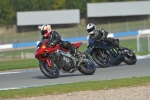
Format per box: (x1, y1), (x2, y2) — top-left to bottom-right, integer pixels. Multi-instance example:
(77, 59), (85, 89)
(91, 50), (110, 68)
(39, 60), (59, 78)
(78, 56), (96, 75)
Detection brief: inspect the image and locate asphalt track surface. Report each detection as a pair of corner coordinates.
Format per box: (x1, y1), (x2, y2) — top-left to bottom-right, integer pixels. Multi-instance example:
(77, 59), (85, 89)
(0, 56), (150, 90)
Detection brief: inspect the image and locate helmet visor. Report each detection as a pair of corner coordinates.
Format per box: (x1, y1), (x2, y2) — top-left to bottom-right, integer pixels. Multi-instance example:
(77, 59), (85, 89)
(87, 26), (95, 33)
(41, 30), (47, 35)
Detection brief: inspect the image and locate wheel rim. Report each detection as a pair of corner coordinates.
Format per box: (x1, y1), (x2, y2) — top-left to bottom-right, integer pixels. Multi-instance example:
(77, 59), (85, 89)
(45, 64), (58, 75)
(96, 52), (109, 64)
(123, 49), (136, 60)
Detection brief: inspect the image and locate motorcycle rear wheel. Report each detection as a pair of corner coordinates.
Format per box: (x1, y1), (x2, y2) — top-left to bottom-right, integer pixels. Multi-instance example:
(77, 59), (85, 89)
(78, 56), (96, 75)
(39, 60), (59, 78)
(123, 48), (137, 65)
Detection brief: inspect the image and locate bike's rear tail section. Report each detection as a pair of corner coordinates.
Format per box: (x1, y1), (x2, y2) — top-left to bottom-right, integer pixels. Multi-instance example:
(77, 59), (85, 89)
(72, 42), (82, 48)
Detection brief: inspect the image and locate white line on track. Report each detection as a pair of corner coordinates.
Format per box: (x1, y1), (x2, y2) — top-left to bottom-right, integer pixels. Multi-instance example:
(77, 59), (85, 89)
(0, 71), (22, 75)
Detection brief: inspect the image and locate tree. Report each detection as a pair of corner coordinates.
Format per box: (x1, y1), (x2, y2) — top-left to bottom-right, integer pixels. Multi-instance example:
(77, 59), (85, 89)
(0, 0), (15, 25)
(65, 0), (87, 18)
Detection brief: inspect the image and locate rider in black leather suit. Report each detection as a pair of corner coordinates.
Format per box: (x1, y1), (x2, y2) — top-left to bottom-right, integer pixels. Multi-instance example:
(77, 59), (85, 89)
(40, 24), (76, 56)
(86, 23), (123, 50)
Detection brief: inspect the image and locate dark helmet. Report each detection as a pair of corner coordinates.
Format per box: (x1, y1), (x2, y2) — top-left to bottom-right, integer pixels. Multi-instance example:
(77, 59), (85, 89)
(86, 23), (96, 34)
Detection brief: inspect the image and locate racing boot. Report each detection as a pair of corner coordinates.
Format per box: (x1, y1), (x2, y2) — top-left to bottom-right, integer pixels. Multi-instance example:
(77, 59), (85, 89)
(118, 46), (125, 50)
(118, 46), (125, 54)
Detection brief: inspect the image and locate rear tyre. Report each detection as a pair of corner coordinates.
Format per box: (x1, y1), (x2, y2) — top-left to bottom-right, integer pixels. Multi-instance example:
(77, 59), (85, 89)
(91, 50), (110, 68)
(123, 48), (137, 65)
(39, 60), (59, 78)
(78, 56), (96, 75)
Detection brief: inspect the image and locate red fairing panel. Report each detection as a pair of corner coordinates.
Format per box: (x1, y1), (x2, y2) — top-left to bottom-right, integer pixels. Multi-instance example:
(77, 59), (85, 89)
(72, 42), (82, 48)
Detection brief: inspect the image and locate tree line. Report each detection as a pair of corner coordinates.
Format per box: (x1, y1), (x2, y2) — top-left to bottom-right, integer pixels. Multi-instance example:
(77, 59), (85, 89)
(0, 0), (136, 26)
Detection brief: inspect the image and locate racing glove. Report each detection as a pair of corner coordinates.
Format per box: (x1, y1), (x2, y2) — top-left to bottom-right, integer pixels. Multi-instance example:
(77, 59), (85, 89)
(46, 42), (55, 47)
(49, 42), (56, 47)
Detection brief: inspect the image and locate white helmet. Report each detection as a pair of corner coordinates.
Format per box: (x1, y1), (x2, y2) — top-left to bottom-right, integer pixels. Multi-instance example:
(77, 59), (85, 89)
(87, 23), (96, 35)
(40, 24), (51, 36)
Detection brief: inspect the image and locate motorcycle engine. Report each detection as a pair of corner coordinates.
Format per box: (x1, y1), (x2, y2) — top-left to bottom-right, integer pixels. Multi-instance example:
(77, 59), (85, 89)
(53, 50), (76, 71)
(58, 56), (74, 71)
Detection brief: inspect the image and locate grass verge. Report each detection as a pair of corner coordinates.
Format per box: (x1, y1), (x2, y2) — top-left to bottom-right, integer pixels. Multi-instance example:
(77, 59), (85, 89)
(0, 76), (150, 99)
(0, 59), (38, 71)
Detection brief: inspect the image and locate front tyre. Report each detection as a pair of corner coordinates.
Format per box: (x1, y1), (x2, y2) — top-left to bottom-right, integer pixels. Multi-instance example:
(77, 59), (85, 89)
(123, 48), (137, 65)
(39, 60), (59, 78)
(92, 50), (110, 68)
(78, 56), (96, 75)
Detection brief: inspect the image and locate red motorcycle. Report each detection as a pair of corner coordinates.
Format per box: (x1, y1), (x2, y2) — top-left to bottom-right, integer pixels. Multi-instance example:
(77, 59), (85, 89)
(35, 39), (96, 78)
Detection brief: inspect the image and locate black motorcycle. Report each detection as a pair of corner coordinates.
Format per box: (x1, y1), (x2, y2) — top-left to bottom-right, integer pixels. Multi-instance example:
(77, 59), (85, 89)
(84, 38), (137, 68)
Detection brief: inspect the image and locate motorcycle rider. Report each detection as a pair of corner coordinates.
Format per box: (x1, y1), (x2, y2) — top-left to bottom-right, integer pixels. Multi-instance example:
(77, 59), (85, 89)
(40, 24), (77, 57)
(86, 23), (124, 50)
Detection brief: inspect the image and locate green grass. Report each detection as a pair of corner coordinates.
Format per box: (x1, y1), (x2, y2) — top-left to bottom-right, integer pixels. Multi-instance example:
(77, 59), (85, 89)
(0, 76), (150, 99)
(119, 39), (137, 50)
(0, 59), (38, 71)
(0, 48), (36, 56)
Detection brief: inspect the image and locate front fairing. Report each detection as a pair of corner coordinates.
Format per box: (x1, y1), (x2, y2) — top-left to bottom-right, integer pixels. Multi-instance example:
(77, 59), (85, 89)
(86, 39), (116, 55)
(35, 39), (60, 59)
(87, 36), (95, 46)
(35, 39), (47, 58)
(36, 39), (45, 48)
(88, 38), (115, 50)
(95, 41), (116, 50)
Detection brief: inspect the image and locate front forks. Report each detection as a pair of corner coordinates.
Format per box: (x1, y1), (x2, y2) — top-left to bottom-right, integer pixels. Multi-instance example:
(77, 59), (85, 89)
(76, 51), (86, 66)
